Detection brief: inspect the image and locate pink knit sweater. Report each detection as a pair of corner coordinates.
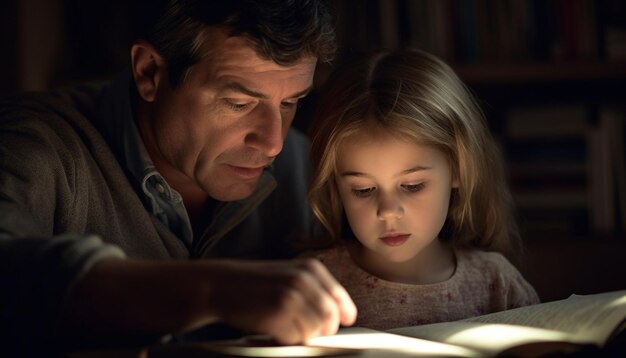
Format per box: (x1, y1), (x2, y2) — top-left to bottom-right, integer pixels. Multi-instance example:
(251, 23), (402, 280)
(310, 245), (539, 330)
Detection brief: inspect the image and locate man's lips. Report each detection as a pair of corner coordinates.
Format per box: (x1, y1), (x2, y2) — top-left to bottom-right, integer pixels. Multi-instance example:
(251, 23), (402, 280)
(379, 233), (410, 247)
(227, 164), (265, 180)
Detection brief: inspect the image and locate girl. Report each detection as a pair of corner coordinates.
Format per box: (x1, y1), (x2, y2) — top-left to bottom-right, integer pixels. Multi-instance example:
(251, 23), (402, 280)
(306, 48), (539, 330)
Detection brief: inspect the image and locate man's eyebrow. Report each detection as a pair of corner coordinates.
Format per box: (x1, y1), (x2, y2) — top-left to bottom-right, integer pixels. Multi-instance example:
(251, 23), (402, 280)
(289, 86), (314, 98)
(221, 82), (268, 99)
(220, 82), (313, 99)
(340, 166), (432, 178)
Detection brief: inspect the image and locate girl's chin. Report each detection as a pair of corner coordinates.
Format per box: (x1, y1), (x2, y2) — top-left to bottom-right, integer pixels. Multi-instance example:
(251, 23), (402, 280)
(377, 250), (419, 264)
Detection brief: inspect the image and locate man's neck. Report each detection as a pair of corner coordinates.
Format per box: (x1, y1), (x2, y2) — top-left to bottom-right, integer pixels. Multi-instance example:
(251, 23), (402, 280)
(134, 102), (214, 228)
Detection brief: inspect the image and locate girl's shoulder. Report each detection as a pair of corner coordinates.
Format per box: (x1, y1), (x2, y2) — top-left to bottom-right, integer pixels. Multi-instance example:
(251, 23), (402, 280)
(455, 248), (540, 306)
(455, 248), (525, 281)
(456, 248), (516, 270)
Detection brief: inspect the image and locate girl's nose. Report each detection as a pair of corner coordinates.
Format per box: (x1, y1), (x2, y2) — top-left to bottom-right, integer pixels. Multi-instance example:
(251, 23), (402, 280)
(377, 194), (404, 220)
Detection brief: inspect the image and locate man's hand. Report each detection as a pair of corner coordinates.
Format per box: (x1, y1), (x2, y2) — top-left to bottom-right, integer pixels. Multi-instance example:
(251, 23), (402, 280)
(210, 258), (357, 345)
(62, 257), (356, 347)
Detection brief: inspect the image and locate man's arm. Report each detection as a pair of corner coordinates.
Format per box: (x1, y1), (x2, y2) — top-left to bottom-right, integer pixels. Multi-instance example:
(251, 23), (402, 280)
(61, 257), (357, 346)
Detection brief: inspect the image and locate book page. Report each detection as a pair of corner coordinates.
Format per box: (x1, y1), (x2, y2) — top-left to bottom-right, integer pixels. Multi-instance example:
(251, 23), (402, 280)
(389, 322), (584, 356)
(146, 327), (483, 358)
(307, 327), (483, 357)
(388, 290), (626, 352)
(459, 290), (626, 344)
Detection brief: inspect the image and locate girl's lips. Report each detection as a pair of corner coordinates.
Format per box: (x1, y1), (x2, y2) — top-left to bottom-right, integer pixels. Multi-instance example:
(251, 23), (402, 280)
(379, 234), (410, 246)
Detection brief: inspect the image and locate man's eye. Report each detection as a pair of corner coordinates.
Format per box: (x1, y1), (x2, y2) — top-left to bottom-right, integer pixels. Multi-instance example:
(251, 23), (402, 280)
(402, 183), (425, 193)
(352, 187), (376, 198)
(281, 100), (299, 110)
(224, 100), (252, 112)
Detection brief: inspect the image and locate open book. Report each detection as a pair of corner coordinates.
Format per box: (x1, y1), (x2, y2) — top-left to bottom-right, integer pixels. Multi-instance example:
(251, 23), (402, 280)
(149, 289), (626, 357)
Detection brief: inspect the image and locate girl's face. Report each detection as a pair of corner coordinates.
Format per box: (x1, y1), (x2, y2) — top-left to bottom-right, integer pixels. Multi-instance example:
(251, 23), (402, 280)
(335, 129), (457, 264)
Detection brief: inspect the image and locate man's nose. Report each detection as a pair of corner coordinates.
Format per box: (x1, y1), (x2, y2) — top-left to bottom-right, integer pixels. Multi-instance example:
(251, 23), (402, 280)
(245, 104), (284, 157)
(377, 193), (404, 220)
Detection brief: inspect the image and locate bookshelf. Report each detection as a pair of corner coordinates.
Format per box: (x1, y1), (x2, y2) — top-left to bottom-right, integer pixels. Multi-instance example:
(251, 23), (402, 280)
(3, 0), (625, 302)
(6, 0), (626, 241)
(329, 0), (626, 241)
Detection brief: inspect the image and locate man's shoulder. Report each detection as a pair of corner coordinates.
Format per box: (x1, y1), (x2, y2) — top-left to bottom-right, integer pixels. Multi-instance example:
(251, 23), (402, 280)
(0, 82), (108, 128)
(0, 82), (113, 166)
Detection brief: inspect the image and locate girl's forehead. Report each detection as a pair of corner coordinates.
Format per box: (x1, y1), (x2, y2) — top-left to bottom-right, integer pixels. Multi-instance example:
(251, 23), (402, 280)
(340, 126), (416, 146)
(335, 127), (452, 170)
(334, 136), (451, 180)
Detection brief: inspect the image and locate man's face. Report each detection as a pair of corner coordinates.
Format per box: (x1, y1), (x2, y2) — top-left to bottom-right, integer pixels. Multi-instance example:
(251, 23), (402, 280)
(146, 32), (317, 201)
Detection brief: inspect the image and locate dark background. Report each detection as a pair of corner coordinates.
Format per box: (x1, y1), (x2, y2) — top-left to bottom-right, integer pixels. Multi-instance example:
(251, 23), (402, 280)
(1, 0), (625, 302)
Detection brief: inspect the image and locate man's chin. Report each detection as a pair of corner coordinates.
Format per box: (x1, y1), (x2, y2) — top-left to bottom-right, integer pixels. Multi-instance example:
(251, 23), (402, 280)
(209, 183), (258, 202)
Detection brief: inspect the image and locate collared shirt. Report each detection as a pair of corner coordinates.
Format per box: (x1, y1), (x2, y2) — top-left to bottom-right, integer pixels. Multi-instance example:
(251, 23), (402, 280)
(98, 70), (193, 246)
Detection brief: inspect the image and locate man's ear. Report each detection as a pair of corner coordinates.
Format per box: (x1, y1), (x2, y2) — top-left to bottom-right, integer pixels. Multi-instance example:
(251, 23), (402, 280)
(130, 40), (167, 102)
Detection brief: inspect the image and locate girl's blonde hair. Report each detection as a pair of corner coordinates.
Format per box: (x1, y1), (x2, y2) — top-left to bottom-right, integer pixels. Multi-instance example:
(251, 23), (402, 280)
(308, 48), (521, 260)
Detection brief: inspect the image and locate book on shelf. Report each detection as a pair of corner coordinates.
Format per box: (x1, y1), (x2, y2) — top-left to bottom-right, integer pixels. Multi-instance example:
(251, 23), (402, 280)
(516, 207), (590, 238)
(504, 105), (589, 139)
(602, 0), (626, 60)
(598, 106), (626, 233)
(613, 111), (626, 233)
(149, 290), (626, 357)
(501, 103), (625, 236)
(378, 0), (399, 50)
(588, 107), (615, 234)
(587, 105), (626, 235)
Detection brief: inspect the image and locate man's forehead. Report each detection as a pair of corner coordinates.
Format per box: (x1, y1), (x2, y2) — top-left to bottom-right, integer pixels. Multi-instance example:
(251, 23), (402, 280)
(205, 29), (317, 72)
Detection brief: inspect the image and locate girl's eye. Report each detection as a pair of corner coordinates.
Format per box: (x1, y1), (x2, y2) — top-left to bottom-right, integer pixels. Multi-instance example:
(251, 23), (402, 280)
(224, 100), (252, 112)
(402, 183), (425, 193)
(352, 187), (376, 198)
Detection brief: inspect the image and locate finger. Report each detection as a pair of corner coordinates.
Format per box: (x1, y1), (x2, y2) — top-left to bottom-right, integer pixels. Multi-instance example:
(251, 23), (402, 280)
(305, 259), (357, 327)
(289, 264), (340, 338)
(269, 287), (318, 345)
(273, 317), (303, 345)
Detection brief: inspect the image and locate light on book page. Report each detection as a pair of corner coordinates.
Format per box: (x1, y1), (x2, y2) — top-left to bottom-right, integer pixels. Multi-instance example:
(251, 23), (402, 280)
(444, 324), (571, 351)
(197, 345), (357, 357)
(608, 295), (626, 307)
(307, 327), (479, 357)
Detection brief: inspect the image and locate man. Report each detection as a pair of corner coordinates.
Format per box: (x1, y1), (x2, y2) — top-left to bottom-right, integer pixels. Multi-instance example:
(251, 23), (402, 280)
(0, 0), (356, 353)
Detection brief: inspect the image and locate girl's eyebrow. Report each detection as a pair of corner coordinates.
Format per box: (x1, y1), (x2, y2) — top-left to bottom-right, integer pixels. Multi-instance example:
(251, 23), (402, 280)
(400, 165), (433, 175)
(340, 166), (432, 178)
(340, 171), (368, 178)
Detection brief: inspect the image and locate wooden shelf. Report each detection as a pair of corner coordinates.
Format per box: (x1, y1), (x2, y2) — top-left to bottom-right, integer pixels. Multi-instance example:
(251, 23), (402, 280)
(453, 61), (626, 85)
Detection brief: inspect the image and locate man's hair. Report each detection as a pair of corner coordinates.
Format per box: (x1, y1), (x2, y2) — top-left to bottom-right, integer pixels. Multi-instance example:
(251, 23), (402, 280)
(308, 48), (522, 262)
(136, 0), (336, 86)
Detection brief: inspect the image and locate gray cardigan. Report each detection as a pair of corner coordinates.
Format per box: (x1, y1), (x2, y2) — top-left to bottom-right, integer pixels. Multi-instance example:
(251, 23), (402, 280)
(0, 81), (313, 348)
